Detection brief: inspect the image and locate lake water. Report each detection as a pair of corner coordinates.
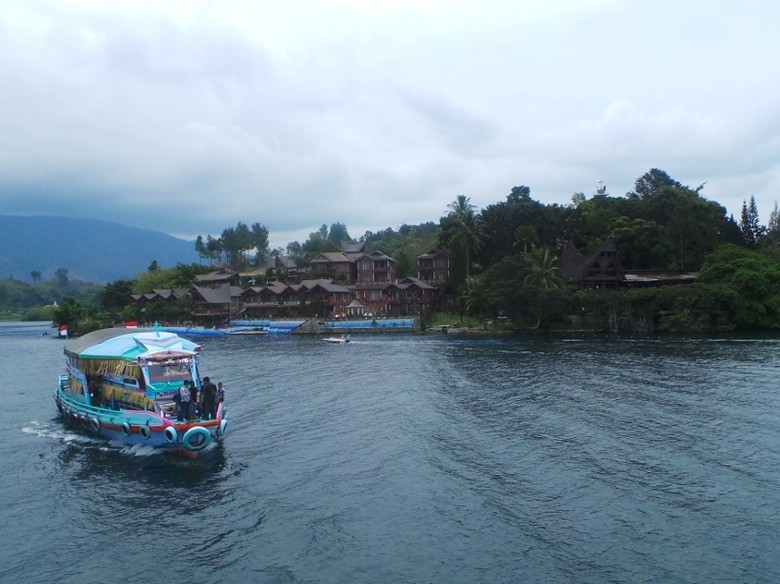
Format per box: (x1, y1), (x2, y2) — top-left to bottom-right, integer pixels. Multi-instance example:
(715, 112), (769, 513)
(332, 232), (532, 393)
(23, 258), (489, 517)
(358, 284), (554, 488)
(1, 321), (779, 583)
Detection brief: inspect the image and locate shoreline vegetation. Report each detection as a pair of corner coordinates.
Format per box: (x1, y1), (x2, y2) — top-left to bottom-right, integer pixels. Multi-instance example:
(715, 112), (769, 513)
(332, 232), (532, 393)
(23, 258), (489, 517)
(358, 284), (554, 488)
(4, 169), (780, 336)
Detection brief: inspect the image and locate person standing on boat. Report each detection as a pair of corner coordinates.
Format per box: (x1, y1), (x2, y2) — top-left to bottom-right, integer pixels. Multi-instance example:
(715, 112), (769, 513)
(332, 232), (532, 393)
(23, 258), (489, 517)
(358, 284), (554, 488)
(188, 381), (199, 420)
(177, 380), (190, 422)
(201, 376), (217, 420)
(216, 382), (225, 407)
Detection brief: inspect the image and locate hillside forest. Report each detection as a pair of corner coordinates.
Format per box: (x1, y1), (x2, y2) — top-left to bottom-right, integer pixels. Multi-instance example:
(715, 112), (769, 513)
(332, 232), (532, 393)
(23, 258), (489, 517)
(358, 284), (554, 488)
(6, 168), (780, 333)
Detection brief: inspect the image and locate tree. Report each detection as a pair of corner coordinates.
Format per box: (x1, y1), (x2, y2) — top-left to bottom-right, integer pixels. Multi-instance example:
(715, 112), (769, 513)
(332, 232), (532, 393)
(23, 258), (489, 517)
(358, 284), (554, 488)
(768, 201), (780, 241)
(30, 270), (41, 285)
(628, 168), (686, 199)
(148, 260), (160, 272)
(55, 268), (69, 287)
(522, 248), (562, 329)
(327, 222), (351, 247)
(251, 223), (270, 265)
(740, 196), (762, 248)
(459, 276), (488, 327)
(100, 279), (134, 313)
(443, 195), (485, 278)
(699, 244), (780, 329)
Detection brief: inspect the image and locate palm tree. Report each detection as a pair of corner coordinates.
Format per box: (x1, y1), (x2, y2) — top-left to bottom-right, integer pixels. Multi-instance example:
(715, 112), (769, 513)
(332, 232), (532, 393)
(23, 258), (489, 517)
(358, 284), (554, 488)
(522, 248), (562, 328)
(448, 194), (476, 217)
(459, 276), (487, 327)
(447, 195), (485, 277)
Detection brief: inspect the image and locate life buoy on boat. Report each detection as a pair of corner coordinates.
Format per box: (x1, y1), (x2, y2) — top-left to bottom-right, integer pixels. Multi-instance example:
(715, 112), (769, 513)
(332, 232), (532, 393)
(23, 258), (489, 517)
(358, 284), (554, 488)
(139, 425), (152, 440)
(164, 426), (178, 444)
(216, 419), (228, 437)
(182, 426), (211, 452)
(121, 422), (132, 436)
(90, 417), (100, 433)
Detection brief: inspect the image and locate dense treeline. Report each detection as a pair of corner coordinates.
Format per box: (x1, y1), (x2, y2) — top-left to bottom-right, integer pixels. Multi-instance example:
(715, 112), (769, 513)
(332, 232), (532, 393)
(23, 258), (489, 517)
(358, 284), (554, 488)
(435, 169), (780, 331)
(8, 167), (780, 333)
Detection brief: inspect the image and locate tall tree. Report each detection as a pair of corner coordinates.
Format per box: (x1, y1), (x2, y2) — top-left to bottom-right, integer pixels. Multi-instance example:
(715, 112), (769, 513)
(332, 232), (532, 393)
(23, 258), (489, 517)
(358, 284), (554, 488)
(251, 223), (270, 265)
(327, 222), (351, 247)
(445, 196), (485, 278)
(740, 196), (761, 248)
(768, 201), (780, 240)
(522, 248), (562, 329)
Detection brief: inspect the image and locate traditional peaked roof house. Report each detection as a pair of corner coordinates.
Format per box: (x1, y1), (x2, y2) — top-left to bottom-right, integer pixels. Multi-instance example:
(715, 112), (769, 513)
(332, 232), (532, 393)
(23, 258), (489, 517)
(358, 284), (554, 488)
(560, 238), (625, 288)
(417, 249), (450, 282)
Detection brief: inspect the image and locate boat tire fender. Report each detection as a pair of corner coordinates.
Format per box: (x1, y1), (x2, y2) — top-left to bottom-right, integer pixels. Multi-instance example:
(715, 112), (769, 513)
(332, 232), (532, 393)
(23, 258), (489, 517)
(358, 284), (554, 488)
(121, 422), (132, 437)
(217, 419), (228, 437)
(90, 417), (100, 433)
(182, 426), (211, 452)
(139, 425), (152, 440)
(164, 426), (178, 444)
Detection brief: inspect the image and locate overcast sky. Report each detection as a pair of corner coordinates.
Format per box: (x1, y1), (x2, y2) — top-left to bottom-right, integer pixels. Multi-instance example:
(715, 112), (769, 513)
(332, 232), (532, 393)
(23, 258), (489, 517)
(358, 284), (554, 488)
(2, 0), (779, 250)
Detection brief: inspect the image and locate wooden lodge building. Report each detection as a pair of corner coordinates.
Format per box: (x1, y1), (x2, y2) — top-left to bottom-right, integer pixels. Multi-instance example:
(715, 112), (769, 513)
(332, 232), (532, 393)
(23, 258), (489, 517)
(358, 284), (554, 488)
(131, 248), (451, 325)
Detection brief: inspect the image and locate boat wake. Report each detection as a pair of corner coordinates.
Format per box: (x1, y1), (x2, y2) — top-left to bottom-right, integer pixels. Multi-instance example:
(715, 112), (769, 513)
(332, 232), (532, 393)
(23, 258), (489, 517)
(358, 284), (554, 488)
(23, 420), (94, 443)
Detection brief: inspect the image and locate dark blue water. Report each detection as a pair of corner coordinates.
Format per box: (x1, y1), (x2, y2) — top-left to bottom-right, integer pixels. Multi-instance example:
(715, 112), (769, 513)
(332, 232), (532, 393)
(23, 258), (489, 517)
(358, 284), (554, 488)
(2, 322), (779, 583)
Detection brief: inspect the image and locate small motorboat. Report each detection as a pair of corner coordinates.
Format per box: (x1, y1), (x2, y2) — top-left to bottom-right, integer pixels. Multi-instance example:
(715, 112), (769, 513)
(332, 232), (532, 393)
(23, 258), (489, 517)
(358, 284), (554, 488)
(323, 334), (351, 344)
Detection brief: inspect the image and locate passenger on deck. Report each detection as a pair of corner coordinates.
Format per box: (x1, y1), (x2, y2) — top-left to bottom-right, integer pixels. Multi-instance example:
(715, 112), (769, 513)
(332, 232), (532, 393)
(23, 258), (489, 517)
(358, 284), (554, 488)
(177, 380), (190, 422)
(201, 376), (217, 420)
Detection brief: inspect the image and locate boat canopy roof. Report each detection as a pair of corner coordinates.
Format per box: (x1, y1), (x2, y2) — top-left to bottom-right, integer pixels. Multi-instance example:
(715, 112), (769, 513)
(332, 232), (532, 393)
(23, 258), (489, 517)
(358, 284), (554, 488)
(63, 328), (201, 361)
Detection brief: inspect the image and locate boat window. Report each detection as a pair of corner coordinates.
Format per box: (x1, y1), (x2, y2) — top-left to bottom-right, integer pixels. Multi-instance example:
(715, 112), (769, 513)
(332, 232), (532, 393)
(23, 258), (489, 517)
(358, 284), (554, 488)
(147, 359), (192, 384)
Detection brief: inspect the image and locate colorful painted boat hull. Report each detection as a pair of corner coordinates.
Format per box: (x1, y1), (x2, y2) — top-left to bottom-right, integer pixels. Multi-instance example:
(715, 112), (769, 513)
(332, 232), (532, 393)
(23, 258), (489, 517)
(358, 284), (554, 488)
(53, 327), (228, 454)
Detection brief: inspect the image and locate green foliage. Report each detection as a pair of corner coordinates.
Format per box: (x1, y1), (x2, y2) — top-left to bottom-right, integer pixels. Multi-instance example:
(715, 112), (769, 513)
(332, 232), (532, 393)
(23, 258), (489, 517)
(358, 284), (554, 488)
(699, 244), (780, 329)
(361, 223), (440, 273)
(132, 263), (210, 294)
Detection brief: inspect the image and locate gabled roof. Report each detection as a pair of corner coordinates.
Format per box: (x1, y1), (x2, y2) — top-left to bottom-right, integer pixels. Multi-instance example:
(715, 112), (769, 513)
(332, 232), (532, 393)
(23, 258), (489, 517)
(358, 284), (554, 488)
(417, 249), (449, 260)
(275, 255), (298, 269)
(194, 269), (239, 282)
(310, 252), (355, 264)
(390, 277), (436, 290)
(300, 278), (351, 293)
(341, 241), (366, 253)
(359, 250), (395, 262)
(192, 283), (232, 304)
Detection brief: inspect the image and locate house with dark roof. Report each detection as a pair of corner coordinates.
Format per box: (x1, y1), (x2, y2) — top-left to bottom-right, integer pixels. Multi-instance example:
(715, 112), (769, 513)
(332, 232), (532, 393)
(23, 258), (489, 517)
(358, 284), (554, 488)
(309, 252), (356, 282)
(355, 251), (396, 283)
(560, 238), (625, 288)
(417, 249), (450, 283)
(193, 269), (240, 288)
(385, 277), (438, 316)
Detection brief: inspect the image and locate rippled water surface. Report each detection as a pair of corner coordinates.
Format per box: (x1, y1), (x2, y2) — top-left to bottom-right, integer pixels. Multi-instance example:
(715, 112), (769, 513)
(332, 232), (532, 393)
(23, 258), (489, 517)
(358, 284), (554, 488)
(2, 322), (780, 583)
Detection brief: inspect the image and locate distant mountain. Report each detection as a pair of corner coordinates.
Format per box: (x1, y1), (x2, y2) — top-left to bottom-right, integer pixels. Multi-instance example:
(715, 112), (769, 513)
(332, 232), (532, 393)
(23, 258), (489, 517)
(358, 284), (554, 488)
(0, 215), (200, 284)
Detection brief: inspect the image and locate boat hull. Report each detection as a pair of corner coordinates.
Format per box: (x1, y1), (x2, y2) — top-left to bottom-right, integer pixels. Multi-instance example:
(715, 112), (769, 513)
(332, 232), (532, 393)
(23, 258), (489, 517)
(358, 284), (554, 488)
(55, 376), (227, 453)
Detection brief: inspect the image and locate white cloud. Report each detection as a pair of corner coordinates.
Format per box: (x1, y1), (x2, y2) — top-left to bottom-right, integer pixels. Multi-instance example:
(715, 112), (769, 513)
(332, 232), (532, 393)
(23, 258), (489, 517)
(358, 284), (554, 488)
(1, 0), (780, 248)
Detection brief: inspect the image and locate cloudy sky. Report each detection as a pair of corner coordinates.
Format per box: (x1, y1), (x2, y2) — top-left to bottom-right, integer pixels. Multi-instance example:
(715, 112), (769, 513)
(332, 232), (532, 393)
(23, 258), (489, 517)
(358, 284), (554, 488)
(2, 0), (779, 249)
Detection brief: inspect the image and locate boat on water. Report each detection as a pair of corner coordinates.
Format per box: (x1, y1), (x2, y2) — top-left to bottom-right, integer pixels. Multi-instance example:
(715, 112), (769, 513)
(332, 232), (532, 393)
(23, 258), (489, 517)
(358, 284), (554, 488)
(323, 334), (351, 344)
(54, 327), (227, 454)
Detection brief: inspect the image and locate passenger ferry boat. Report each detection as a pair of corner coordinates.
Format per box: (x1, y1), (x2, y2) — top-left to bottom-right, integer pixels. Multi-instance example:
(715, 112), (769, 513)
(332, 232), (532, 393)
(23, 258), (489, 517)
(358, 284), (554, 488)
(54, 327), (227, 454)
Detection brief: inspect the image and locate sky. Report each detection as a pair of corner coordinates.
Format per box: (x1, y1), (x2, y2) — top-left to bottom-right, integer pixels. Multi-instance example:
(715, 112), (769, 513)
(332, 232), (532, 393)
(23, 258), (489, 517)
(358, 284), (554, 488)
(2, 0), (780, 251)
